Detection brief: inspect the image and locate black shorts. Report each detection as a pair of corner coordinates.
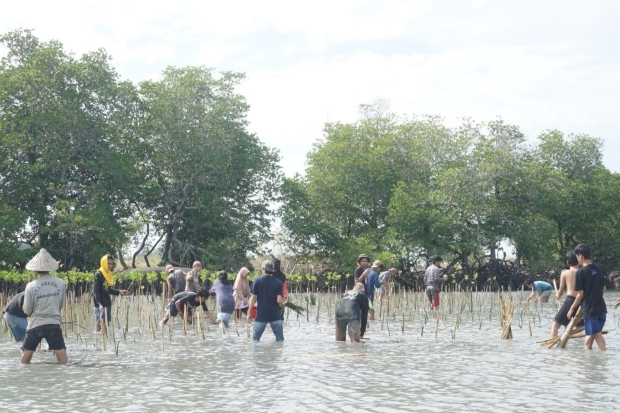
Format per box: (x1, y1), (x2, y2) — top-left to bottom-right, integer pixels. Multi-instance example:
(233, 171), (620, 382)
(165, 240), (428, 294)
(21, 324), (66, 352)
(554, 296), (577, 327)
(169, 300), (193, 318)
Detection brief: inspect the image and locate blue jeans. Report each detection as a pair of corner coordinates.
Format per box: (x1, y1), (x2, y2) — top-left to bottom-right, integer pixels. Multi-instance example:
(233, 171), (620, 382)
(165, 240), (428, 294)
(252, 319), (284, 341)
(95, 306), (112, 323)
(4, 312), (28, 341)
(217, 312), (232, 327)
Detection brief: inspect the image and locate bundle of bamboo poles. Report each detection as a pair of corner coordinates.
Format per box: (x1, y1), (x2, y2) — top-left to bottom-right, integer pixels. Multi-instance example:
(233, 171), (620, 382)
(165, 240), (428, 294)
(538, 307), (582, 349)
(499, 295), (515, 339)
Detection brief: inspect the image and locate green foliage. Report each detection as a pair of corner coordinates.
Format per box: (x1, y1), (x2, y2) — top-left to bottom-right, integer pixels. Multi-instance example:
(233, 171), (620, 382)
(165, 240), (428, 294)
(279, 103), (620, 276)
(0, 29), (143, 269)
(0, 30), (281, 272)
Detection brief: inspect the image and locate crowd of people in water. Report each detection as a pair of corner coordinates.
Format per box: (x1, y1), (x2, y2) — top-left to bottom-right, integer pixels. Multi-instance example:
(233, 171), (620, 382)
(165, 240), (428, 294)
(337, 244), (614, 350)
(2, 243), (616, 363)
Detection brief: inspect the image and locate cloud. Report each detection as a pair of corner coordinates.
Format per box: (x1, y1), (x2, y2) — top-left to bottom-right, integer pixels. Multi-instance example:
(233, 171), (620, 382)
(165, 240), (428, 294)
(1, 0), (619, 177)
(239, 41), (620, 176)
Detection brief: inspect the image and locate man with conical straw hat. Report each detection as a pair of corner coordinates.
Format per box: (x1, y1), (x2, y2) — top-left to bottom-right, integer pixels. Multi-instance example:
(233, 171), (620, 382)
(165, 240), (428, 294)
(20, 248), (68, 364)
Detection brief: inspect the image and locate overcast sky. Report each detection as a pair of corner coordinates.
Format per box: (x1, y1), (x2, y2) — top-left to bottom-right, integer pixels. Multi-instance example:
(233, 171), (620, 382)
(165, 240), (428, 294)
(2, 0), (619, 176)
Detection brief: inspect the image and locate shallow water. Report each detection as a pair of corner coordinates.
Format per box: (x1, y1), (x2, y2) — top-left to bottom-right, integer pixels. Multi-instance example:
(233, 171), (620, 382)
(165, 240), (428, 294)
(1, 291), (620, 412)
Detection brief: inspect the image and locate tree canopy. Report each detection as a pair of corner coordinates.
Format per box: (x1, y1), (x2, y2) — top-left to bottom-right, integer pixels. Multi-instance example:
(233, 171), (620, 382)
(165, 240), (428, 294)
(279, 102), (620, 281)
(2, 30), (618, 281)
(0, 30), (280, 271)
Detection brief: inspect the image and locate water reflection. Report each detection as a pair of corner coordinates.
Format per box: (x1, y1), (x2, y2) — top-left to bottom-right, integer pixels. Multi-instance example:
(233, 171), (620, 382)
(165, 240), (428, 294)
(1, 291), (619, 412)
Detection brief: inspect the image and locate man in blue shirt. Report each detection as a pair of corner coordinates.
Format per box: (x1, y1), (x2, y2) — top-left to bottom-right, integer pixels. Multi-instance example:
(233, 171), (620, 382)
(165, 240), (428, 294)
(365, 260), (383, 320)
(3, 292), (27, 342)
(525, 279), (554, 303)
(247, 260), (287, 341)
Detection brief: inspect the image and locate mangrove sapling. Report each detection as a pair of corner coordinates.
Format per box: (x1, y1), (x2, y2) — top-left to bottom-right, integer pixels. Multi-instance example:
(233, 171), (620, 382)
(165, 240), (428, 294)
(316, 294), (321, 323)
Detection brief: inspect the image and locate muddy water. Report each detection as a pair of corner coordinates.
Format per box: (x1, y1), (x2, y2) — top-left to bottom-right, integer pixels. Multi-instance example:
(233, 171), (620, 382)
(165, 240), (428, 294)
(1, 291), (619, 412)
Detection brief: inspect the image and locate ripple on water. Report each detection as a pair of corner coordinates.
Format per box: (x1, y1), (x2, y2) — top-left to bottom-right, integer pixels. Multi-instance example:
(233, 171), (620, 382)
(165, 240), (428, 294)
(1, 292), (620, 412)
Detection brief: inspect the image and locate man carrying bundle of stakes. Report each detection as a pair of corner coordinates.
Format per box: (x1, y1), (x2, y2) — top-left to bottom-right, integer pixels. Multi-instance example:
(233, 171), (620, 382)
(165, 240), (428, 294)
(549, 252), (580, 338)
(567, 244), (607, 350)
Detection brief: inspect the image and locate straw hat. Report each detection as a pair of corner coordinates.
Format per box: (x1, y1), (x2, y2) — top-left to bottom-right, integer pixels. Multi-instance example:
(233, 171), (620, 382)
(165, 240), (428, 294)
(371, 260), (383, 269)
(25, 248), (59, 272)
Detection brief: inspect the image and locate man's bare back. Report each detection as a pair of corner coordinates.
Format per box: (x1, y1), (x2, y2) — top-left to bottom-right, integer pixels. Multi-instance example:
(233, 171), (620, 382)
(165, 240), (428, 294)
(559, 266), (578, 298)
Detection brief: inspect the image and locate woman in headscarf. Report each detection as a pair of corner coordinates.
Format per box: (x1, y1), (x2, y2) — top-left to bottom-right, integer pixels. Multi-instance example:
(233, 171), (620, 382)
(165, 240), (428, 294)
(233, 267), (251, 318)
(93, 254), (128, 332)
(209, 271), (236, 329)
(273, 258), (289, 320)
(335, 282), (370, 342)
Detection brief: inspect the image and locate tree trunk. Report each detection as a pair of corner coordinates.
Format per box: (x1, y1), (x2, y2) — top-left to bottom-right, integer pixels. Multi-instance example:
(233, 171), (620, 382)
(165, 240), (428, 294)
(160, 225), (173, 266)
(132, 223), (150, 268)
(117, 246), (128, 270)
(144, 232), (165, 268)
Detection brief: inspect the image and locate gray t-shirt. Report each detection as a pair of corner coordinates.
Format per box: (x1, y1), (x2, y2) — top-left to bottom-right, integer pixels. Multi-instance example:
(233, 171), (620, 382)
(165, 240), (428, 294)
(424, 265), (444, 288)
(168, 271), (186, 295)
(185, 270), (201, 293)
(22, 274), (66, 330)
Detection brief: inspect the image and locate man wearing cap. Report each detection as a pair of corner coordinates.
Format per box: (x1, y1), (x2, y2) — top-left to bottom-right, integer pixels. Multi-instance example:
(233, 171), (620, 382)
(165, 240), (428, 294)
(93, 254), (129, 332)
(185, 261), (202, 293)
(353, 254), (371, 287)
(247, 260), (287, 341)
(365, 260), (383, 320)
(166, 264), (186, 299)
(20, 248), (68, 363)
(378, 267), (397, 297)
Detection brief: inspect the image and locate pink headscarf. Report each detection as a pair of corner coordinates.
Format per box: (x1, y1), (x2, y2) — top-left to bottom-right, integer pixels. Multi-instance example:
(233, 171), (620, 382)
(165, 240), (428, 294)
(352, 282), (365, 293)
(233, 267), (250, 299)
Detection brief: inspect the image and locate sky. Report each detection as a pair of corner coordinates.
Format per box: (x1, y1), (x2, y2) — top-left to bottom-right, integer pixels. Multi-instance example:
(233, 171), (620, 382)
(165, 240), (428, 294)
(2, 0), (619, 177)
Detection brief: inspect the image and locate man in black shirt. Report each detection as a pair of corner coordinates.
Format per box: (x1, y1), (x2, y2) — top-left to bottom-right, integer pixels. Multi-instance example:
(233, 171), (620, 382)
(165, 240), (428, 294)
(353, 254), (371, 286)
(160, 288), (215, 325)
(567, 244), (607, 350)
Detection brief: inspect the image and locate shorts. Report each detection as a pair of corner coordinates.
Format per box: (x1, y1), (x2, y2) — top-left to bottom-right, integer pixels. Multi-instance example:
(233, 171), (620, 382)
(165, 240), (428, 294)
(217, 312), (232, 327)
(94, 306), (112, 323)
(169, 300), (193, 318)
(553, 296), (576, 326)
(584, 313), (606, 336)
(538, 290), (552, 302)
(4, 312), (28, 342)
(426, 286), (439, 303)
(21, 324), (66, 352)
